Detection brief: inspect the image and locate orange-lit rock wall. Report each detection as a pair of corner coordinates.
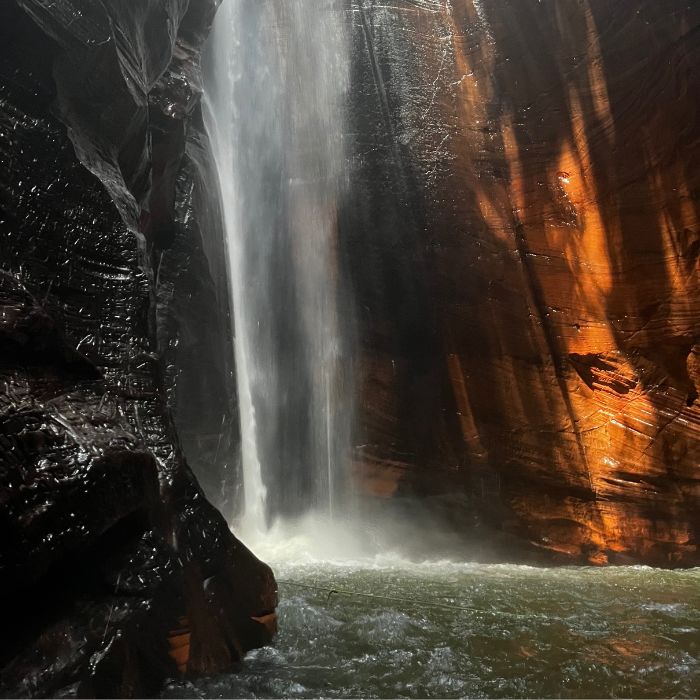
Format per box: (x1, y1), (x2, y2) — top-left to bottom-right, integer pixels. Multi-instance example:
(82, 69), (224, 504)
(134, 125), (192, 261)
(345, 0), (700, 565)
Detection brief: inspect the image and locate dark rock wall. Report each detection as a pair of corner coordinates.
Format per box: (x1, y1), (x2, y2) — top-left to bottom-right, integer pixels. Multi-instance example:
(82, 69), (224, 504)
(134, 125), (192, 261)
(0, 1), (274, 696)
(345, 0), (700, 566)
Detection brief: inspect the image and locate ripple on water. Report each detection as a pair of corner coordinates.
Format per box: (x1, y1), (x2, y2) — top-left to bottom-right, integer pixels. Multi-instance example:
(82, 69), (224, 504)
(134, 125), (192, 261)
(165, 562), (700, 699)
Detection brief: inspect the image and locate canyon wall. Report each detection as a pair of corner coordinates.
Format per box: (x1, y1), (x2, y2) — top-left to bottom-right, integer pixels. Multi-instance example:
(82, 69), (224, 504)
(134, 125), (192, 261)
(0, 1), (275, 696)
(346, 0), (700, 565)
(2, 5), (698, 696)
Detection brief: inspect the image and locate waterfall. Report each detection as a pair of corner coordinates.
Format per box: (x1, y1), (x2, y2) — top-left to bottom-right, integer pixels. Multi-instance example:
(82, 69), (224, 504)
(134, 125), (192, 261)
(204, 0), (351, 539)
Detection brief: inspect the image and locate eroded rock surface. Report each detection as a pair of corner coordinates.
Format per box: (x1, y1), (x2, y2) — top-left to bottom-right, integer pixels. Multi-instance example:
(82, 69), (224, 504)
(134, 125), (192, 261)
(345, 0), (700, 565)
(0, 1), (274, 696)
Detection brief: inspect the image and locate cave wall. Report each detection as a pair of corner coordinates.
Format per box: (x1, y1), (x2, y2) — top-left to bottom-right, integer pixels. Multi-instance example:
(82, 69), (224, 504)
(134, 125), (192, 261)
(346, 0), (700, 565)
(0, 1), (274, 696)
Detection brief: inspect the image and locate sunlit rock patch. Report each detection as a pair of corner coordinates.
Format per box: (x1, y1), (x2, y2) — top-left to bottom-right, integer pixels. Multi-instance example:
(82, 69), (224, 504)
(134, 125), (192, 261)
(347, 0), (699, 565)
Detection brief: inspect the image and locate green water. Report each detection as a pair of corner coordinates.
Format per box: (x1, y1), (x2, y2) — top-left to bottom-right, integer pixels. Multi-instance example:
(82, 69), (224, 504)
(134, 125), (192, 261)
(167, 558), (700, 698)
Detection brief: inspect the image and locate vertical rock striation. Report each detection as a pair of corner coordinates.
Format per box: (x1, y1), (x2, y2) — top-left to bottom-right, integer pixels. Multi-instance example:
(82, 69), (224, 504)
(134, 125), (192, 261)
(346, 0), (700, 565)
(0, 1), (275, 696)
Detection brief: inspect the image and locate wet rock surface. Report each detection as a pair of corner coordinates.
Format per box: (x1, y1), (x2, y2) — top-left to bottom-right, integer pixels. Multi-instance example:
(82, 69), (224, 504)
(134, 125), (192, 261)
(0, 1), (274, 696)
(345, 0), (700, 566)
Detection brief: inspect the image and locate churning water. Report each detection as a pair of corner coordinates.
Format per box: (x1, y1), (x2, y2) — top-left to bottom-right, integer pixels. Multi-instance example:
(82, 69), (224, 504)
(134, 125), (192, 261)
(204, 0), (352, 538)
(166, 549), (700, 699)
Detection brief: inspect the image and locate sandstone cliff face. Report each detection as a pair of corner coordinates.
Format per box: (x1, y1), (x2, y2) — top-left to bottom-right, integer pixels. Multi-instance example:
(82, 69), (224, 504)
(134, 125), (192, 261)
(0, 1), (274, 696)
(346, 0), (700, 565)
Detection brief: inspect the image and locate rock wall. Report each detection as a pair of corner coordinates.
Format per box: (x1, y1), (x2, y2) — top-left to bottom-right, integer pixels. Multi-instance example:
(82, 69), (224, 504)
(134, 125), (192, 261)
(0, 1), (275, 696)
(346, 0), (700, 565)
